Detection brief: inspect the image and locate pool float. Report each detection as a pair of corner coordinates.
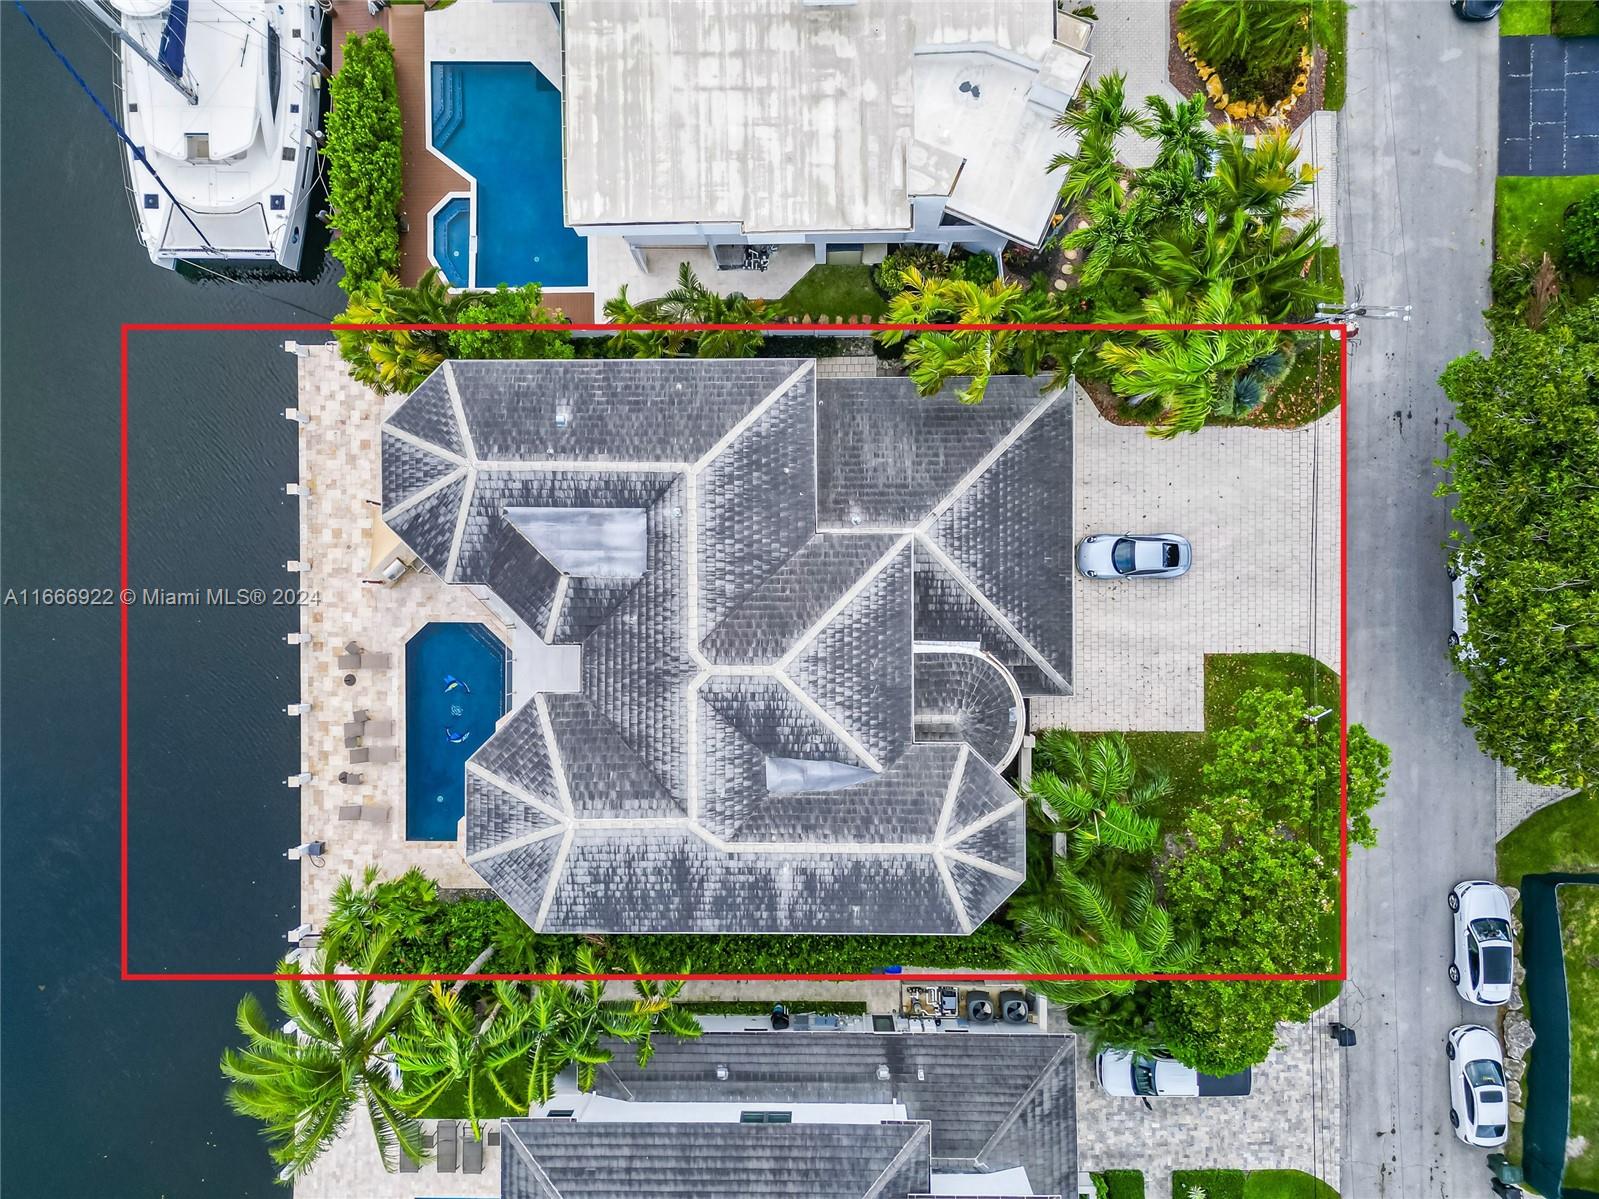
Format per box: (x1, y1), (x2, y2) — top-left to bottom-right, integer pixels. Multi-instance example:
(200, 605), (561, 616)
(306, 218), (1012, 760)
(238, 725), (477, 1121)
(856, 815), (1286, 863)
(443, 673), (471, 694)
(445, 727), (473, 745)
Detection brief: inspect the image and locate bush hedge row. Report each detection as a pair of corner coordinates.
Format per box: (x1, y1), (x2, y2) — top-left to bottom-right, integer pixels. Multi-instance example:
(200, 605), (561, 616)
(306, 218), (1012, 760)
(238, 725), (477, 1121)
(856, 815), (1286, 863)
(324, 30), (403, 290)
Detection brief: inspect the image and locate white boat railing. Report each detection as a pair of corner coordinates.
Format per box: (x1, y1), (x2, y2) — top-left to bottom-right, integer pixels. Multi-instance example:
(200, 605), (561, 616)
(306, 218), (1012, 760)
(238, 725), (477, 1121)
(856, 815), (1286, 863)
(110, 42), (148, 251)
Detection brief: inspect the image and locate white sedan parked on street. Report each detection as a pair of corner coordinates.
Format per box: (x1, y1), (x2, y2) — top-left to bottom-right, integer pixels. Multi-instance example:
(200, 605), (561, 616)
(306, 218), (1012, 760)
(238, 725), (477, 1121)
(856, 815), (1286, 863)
(1447, 1024), (1510, 1147)
(1449, 880), (1515, 1005)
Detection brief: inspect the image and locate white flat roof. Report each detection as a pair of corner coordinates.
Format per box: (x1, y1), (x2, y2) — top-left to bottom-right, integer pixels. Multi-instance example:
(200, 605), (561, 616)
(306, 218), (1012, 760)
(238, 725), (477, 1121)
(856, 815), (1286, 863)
(562, 0), (1087, 244)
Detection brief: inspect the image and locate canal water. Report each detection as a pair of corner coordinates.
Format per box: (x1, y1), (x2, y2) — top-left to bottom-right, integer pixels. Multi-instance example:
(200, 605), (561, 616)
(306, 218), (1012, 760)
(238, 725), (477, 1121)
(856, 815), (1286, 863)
(2, 5), (345, 1194)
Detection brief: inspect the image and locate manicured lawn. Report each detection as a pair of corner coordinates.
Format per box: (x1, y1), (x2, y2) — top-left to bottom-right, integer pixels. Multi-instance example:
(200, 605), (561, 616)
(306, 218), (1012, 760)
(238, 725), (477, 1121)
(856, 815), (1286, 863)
(1497, 175), (1599, 260)
(1321, 4), (1349, 111)
(780, 264), (887, 320)
(1497, 789), (1599, 887)
(1500, 0), (1553, 35)
(1242, 1172), (1338, 1199)
(1553, 0), (1599, 36)
(1172, 1169), (1247, 1199)
(1559, 884), (1599, 1192)
(1095, 1169), (1147, 1199)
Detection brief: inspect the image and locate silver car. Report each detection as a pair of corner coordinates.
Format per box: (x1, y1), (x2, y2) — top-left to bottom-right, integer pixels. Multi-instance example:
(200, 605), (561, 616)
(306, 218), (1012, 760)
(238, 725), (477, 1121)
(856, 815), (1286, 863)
(1076, 534), (1192, 580)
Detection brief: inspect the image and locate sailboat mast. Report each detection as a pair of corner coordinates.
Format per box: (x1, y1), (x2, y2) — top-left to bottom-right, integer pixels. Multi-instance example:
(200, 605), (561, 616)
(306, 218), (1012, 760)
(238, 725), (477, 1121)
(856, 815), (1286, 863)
(77, 0), (198, 105)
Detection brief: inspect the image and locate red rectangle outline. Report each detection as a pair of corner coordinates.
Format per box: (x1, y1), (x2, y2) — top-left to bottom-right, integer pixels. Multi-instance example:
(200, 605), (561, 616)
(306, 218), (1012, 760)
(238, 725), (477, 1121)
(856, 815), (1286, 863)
(121, 320), (1349, 983)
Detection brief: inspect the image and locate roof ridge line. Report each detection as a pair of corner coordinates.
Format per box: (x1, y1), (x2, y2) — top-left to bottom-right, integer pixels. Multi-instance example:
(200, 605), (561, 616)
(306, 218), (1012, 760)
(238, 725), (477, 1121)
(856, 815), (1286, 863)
(443, 467), (478, 581)
(861, 1120), (933, 1199)
(944, 844), (1025, 883)
(775, 671), (884, 775)
(533, 828), (574, 931)
(690, 359), (816, 475)
(465, 821), (566, 866)
(465, 759), (570, 826)
(917, 382), (1063, 531)
(915, 533), (1069, 693)
(777, 534), (911, 670)
(442, 362), (478, 465)
(933, 849), (976, 935)
(945, 793), (1025, 851)
(931, 745), (970, 846)
(974, 1035), (1076, 1171)
(380, 462), (465, 522)
(505, 1122), (566, 1199)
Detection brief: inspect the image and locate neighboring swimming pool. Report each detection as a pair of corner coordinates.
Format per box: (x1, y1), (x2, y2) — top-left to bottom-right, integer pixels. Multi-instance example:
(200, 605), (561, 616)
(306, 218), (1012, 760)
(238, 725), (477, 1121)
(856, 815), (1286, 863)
(429, 61), (587, 289)
(404, 622), (508, 841)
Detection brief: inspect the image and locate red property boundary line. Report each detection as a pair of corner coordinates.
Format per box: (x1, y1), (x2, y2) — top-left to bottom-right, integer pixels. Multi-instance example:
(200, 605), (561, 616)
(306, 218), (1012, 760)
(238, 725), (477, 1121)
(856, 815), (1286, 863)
(120, 320), (1349, 983)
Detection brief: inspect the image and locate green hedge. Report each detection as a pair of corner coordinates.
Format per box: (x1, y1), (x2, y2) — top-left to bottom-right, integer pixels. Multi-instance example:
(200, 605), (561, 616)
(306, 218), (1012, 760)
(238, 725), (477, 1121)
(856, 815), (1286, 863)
(1095, 1169), (1147, 1199)
(388, 895), (1018, 974)
(1172, 1170), (1247, 1199)
(324, 30), (403, 290)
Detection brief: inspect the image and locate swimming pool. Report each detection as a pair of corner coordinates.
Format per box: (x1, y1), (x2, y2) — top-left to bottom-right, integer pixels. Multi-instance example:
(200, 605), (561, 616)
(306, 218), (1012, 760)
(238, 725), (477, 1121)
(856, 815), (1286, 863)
(433, 196), (471, 288)
(404, 622), (509, 841)
(429, 61), (588, 289)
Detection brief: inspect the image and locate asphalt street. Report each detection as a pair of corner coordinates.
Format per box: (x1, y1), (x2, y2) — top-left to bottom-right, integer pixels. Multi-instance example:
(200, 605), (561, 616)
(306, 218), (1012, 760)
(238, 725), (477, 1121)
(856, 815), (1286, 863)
(1337, 4), (1503, 1198)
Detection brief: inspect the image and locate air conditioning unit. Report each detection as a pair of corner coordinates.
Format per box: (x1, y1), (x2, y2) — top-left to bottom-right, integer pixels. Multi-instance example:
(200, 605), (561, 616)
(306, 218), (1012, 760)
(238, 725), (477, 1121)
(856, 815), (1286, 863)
(1000, 991), (1031, 1024)
(966, 991), (995, 1023)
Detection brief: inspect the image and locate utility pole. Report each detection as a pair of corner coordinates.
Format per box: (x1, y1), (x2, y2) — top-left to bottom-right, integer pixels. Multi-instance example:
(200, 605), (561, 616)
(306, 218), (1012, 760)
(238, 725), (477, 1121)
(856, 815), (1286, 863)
(78, 0), (199, 105)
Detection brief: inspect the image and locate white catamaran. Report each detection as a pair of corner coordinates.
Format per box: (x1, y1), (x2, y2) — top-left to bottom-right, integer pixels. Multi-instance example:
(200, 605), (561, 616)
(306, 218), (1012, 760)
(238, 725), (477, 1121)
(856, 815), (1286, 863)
(90, 0), (328, 271)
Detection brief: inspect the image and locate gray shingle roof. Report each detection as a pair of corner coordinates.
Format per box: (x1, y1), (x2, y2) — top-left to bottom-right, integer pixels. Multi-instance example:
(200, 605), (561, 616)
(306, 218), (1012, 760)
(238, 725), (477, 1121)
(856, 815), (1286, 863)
(380, 361), (1072, 935)
(533, 1030), (1078, 1197)
(502, 1119), (932, 1199)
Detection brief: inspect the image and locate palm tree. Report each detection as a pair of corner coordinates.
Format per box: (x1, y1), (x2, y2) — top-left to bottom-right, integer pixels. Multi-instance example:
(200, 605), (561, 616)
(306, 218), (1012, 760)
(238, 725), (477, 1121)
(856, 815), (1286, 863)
(1024, 732), (1167, 864)
(1003, 872), (1200, 1006)
(389, 981), (543, 1140)
(1049, 73), (1149, 209)
(526, 947), (702, 1102)
(1060, 189), (1156, 287)
(1096, 279), (1280, 437)
(1145, 93), (1217, 177)
(322, 866), (437, 963)
(333, 267), (461, 394)
(880, 268), (1054, 404)
(1212, 126), (1316, 221)
(220, 935), (426, 1182)
(650, 262), (768, 358)
(601, 284), (674, 358)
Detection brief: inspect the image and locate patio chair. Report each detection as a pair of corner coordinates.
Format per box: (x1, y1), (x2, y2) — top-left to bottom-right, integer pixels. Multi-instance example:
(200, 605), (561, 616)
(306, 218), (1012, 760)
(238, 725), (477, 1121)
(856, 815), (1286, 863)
(337, 804), (363, 821)
(486, 1127), (500, 1147)
(436, 1121), (459, 1174)
(363, 719), (396, 739)
(363, 805), (390, 824)
(344, 641), (364, 656)
(350, 708), (371, 724)
(358, 652), (392, 670)
(398, 1151), (420, 1174)
(338, 770), (364, 785)
(462, 1129), (484, 1175)
(344, 735), (363, 750)
(366, 746), (400, 764)
(342, 721), (366, 739)
(336, 652), (360, 670)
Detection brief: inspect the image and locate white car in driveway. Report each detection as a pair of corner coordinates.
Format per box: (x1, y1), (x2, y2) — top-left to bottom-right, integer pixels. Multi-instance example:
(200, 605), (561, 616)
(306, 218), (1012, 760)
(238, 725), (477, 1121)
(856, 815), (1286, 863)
(1449, 880), (1515, 1005)
(1447, 1024), (1510, 1147)
(1094, 1048), (1252, 1097)
(1075, 534), (1193, 580)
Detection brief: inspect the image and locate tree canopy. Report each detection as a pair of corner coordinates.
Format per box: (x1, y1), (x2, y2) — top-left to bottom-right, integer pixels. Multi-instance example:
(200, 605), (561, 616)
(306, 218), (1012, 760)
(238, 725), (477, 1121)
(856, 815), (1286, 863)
(1438, 299), (1599, 786)
(324, 31), (403, 291)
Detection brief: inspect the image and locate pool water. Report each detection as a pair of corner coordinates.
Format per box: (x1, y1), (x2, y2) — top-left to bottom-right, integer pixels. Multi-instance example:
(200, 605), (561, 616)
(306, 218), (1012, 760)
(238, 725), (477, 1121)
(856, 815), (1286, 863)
(430, 61), (588, 288)
(405, 622), (508, 841)
(434, 196), (471, 288)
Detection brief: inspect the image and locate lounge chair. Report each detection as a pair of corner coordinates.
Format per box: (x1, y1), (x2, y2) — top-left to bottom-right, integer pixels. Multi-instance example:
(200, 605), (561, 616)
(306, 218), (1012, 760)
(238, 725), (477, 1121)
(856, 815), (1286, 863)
(349, 747), (369, 764)
(350, 708), (371, 724)
(344, 735), (363, 749)
(337, 804), (363, 821)
(435, 1121), (459, 1174)
(360, 805), (390, 824)
(336, 652), (360, 670)
(366, 746), (400, 764)
(462, 1130), (484, 1174)
(363, 719), (396, 739)
(398, 1151), (420, 1174)
(358, 652), (392, 670)
(342, 721), (366, 739)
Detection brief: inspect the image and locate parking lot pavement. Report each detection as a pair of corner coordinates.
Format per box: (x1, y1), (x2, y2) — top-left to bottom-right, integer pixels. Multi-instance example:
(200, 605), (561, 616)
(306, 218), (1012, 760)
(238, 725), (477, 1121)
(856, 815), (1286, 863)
(1031, 387), (1340, 733)
(1075, 1022), (1343, 1196)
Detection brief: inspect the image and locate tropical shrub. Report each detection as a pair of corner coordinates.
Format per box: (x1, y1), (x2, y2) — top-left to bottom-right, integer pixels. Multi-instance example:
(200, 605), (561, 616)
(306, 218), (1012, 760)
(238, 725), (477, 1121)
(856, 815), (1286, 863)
(447, 283), (575, 360)
(334, 268), (459, 394)
(1563, 186), (1599, 275)
(1093, 1169), (1147, 1199)
(1175, 0), (1340, 116)
(952, 251), (1000, 286)
(324, 31), (403, 291)
(602, 263), (767, 358)
(1025, 731), (1166, 862)
(1173, 1169), (1247, 1199)
(1437, 300), (1599, 786)
(874, 245), (952, 293)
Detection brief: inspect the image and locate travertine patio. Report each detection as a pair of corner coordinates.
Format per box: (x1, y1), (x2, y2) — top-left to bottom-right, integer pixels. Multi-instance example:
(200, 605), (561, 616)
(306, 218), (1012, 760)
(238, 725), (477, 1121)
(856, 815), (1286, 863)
(291, 342), (512, 927)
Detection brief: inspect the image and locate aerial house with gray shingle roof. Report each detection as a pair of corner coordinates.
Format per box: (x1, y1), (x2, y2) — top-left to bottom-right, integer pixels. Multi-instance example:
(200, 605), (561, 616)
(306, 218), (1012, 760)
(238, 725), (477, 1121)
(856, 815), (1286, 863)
(500, 1030), (1077, 1198)
(380, 359), (1072, 936)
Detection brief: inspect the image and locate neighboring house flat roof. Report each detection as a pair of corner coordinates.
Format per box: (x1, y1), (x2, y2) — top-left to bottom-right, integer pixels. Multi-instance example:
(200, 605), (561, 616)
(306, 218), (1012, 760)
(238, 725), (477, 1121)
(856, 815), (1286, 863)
(381, 360), (1073, 935)
(501, 1031), (1077, 1198)
(561, 0), (1088, 245)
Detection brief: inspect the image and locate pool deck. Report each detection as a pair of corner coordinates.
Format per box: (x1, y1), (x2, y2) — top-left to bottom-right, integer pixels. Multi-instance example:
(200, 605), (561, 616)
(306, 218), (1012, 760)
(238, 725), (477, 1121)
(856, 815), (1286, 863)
(292, 341), (511, 927)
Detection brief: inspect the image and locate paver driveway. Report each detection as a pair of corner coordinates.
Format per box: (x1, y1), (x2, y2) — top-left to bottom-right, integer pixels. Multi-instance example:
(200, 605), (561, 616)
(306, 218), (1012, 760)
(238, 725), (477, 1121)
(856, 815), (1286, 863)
(1031, 386), (1340, 733)
(1499, 36), (1599, 176)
